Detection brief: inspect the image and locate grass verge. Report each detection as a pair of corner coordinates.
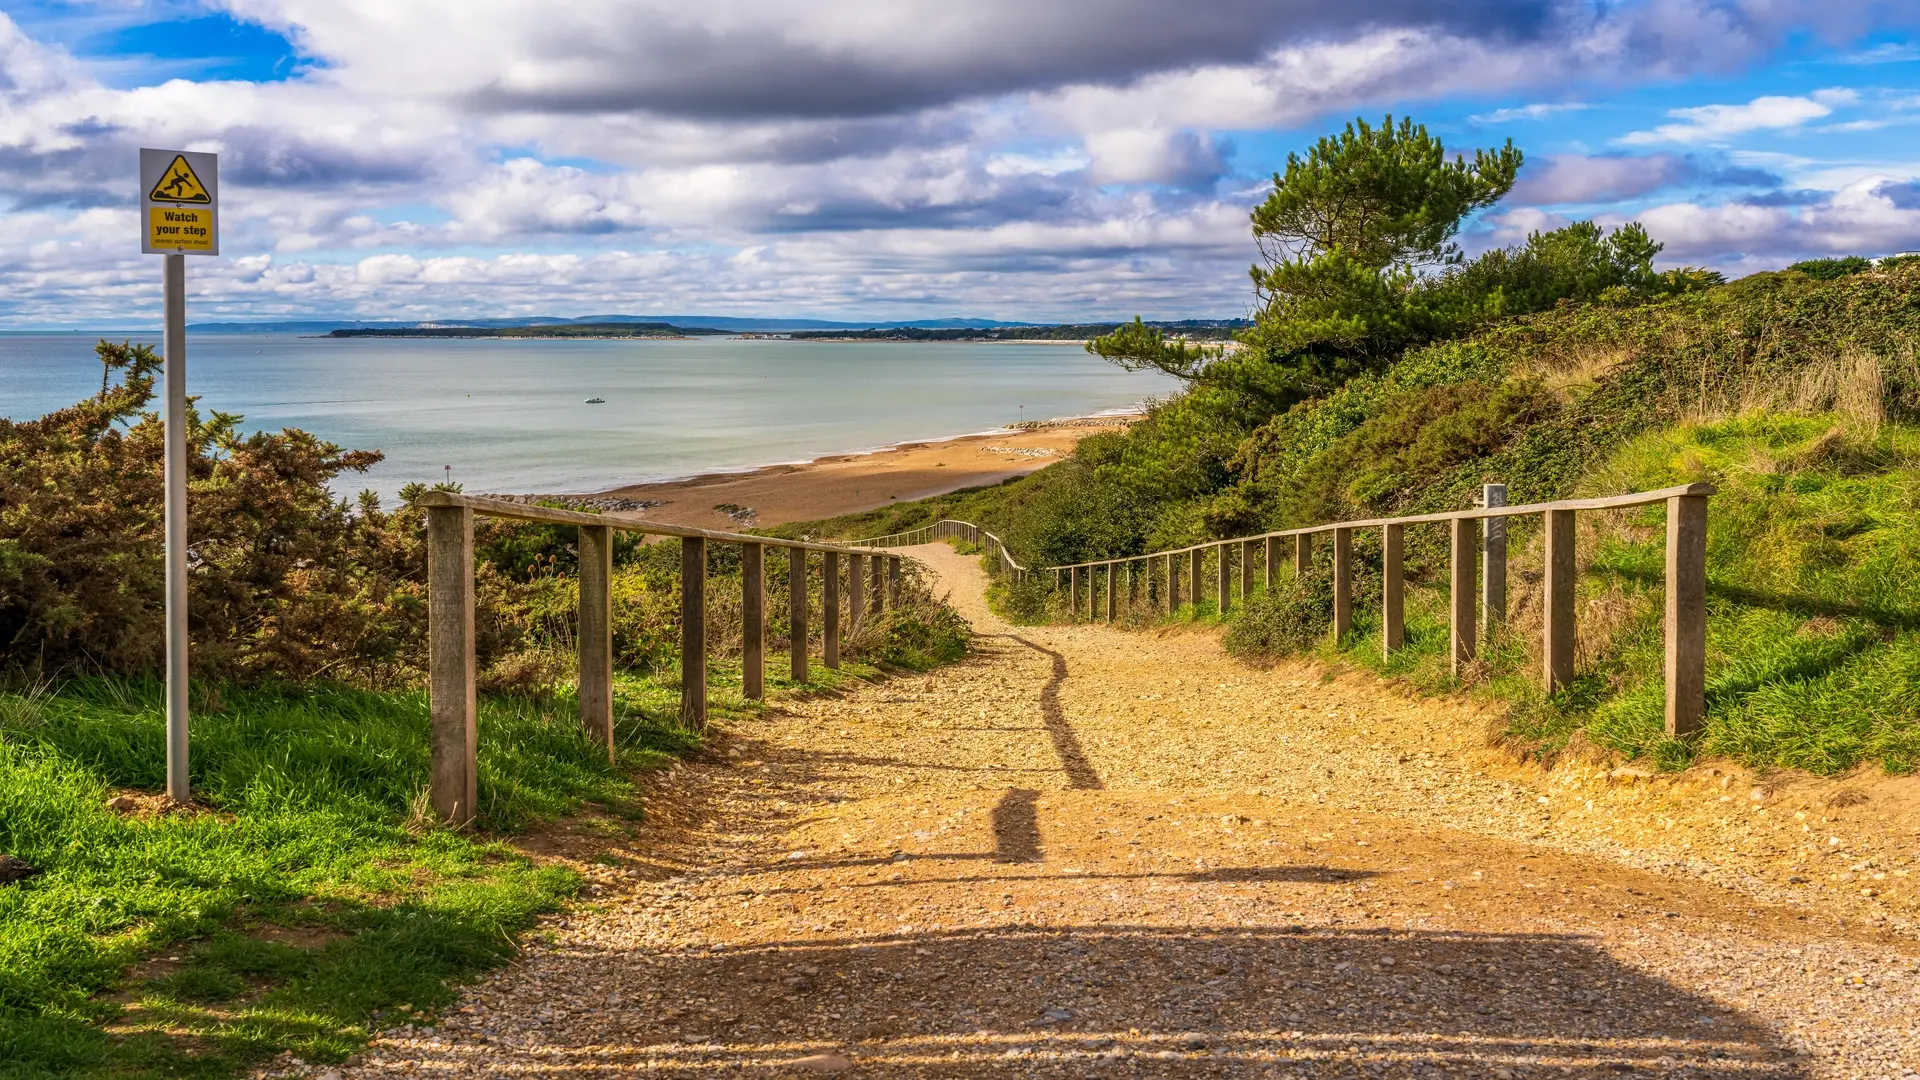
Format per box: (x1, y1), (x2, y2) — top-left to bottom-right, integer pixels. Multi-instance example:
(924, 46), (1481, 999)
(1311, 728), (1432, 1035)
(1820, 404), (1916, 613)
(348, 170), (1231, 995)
(0, 674), (715, 1080)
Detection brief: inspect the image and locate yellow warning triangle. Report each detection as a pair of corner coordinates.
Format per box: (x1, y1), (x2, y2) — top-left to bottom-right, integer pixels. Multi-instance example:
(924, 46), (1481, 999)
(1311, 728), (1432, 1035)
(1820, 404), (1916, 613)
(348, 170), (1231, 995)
(148, 155), (211, 204)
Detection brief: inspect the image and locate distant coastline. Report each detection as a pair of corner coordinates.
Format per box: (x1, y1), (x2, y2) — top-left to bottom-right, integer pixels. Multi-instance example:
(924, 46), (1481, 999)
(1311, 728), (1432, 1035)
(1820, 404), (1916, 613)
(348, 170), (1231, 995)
(327, 322), (724, 339)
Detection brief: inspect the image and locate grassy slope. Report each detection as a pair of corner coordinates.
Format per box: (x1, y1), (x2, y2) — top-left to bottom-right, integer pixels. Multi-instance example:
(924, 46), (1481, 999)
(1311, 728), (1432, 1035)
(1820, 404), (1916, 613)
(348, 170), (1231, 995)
(0, 667), (760, 1079)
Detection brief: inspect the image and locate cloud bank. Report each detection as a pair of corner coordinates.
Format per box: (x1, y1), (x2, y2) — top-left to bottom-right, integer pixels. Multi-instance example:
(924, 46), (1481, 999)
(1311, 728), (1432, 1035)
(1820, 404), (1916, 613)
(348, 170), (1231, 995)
(0, 0), (1915, 323)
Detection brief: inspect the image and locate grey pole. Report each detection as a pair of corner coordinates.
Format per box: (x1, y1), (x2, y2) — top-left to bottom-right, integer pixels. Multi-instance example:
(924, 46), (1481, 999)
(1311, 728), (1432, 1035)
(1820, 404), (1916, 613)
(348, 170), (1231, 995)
(163, 253), (190, 805)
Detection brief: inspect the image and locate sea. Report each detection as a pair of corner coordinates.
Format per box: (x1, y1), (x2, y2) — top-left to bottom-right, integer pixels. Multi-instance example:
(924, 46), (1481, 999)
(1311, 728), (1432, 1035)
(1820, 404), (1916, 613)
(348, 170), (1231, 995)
(1, 332), (1176, 502)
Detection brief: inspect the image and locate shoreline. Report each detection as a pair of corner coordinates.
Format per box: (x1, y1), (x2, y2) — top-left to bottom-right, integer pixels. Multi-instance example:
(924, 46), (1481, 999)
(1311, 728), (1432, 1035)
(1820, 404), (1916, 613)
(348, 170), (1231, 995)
(527, 414), (1134, 531)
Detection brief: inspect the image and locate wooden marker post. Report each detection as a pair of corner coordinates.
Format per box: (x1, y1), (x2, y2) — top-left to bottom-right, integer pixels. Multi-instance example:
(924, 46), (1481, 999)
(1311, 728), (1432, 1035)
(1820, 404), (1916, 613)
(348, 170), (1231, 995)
(789, 549), (809, 683)
(680, 538), (708, 729)
(578, 524), (615, 748)
(1665, 494), (1709, 736)
(1450, 517), (1477, 676)
(742, 542), (766, 698)
(1543, 508), (1575, 692)
(427, 503), (477, 826)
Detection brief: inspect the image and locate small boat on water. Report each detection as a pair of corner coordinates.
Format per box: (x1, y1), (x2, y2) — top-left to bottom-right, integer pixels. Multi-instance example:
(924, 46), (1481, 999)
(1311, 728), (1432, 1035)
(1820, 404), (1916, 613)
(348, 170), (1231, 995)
(584, 397), (606, 404)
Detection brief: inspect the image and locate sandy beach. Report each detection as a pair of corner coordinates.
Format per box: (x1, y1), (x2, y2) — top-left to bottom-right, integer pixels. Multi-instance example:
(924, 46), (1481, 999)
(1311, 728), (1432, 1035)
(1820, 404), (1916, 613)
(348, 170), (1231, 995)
(586, 418), (1127, 531)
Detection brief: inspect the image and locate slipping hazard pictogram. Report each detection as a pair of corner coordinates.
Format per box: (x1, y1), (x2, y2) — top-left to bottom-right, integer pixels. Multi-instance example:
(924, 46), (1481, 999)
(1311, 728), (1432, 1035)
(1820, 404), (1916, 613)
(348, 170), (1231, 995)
(148, 155), (211, 204)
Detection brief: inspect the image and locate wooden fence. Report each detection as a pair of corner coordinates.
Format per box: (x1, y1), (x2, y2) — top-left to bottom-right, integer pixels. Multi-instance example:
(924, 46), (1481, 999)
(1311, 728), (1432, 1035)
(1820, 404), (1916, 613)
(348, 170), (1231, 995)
(849, 519), (1027, 581)
(419, 491), (900, 825)
(876, 483), (1714, 741)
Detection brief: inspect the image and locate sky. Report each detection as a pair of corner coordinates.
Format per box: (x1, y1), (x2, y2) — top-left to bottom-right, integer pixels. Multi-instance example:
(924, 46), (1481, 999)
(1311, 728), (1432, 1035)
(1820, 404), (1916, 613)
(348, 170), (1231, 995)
(2, 1), (1920, 327)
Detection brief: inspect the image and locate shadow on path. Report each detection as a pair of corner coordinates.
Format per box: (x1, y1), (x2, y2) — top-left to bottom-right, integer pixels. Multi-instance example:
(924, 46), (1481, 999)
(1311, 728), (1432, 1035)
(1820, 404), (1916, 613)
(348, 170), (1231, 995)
(1000, 635), (1101, 790)
(397, 925), (1807, 1078)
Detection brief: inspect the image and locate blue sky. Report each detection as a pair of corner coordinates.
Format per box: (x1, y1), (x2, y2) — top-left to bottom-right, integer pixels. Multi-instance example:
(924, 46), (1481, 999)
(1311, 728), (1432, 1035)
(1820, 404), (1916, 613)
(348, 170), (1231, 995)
(1, 1), (1918, 326)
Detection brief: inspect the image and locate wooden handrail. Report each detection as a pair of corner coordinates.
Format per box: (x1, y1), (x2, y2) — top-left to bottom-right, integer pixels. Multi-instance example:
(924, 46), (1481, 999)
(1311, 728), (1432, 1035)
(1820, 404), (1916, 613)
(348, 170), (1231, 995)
(420, 491), (864, 553)
(1038, 484), (1715, 569)
(848, 518), (1028, 580)
(906, 482), (1714, 743)
(421, 491), (905, 826)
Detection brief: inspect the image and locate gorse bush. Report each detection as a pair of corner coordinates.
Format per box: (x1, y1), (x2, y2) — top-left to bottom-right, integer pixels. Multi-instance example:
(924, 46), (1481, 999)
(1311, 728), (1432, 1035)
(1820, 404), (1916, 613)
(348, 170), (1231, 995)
(0, 342), (414, 682)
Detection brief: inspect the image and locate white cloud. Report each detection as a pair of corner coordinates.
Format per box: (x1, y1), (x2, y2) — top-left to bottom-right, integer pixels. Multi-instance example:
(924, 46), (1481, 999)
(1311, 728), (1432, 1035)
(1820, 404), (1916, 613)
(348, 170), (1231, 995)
(1468, 102), (1591, 124)
(1619, 91), (1853, 145)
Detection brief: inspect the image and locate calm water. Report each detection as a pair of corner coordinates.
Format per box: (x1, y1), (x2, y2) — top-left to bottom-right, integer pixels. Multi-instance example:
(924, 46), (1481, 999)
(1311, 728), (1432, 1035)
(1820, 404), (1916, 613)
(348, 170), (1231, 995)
(1, 333), (1173, 500)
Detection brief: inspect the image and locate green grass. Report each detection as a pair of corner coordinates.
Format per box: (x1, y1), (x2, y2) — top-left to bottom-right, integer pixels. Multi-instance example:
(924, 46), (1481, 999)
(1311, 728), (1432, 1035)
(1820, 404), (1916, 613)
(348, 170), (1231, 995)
(1216, 413), (1920, 776)
(0, 674), (708, 1080)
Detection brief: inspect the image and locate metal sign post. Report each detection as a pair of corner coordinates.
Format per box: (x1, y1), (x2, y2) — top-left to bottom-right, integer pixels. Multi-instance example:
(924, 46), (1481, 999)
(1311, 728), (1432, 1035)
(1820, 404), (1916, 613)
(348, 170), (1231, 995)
(141, 148), (219, 805)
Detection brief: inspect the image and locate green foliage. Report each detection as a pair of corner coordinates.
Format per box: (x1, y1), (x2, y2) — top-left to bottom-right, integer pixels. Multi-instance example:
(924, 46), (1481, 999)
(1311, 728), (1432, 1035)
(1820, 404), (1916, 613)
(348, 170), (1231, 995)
(1091, 116), (1702, 429)
(1788, 256), (1874, 280)
(1222, 571), (1333, 658)
(1250, 114), (1521, 272)
(0, 676), (697, 1078)
(856, 568), (971, 670)
(0, 341), (408, 682)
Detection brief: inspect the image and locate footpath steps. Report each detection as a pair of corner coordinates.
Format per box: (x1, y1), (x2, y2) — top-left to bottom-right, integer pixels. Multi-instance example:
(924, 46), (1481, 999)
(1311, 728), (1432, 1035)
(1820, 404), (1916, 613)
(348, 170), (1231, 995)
(329, 543), (1920, 1079)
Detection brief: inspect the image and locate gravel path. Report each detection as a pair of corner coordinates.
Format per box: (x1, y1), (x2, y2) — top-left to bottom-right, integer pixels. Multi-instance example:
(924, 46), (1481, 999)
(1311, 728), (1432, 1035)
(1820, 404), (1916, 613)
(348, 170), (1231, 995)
(323, 544), (1920, 1079)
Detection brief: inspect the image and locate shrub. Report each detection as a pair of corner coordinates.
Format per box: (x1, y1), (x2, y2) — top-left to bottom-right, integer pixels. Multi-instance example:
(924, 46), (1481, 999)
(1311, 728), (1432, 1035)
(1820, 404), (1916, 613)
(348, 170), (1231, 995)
(1223, 571), (1333, 660)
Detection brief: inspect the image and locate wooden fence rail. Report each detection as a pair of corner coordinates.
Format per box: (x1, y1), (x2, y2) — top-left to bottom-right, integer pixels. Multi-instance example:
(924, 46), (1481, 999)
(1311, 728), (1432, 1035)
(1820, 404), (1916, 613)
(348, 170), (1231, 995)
(418, 491), (887, 826)
(848, 519), (1028, 583)
(874, 484), (1715, 742)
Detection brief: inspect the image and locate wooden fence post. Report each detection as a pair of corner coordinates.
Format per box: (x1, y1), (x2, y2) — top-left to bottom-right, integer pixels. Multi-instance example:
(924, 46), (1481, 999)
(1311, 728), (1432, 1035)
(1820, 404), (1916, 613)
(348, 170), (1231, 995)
(578, 523), (614, 754)
(824, 548), (843, 671)
(1332, 526), (1352, 641)
(1105, 563), (1117, 622)
(1217, 544), (1232, 614)
(741, 542), (765, 700)
(1241, 539), (1256, 600)
(1382, 523), (1404, 657)
(427, 504), (477, 826)
(888, 556), (902, 608)
(1128, 560), (1140, 611)
(870, 555), (885, 614)
(1543, 508), (1575, 693)
(1295, 533), (1312, 576)
(1665, 495), (1709, 737)
(1450, 516), (1477, 676)
(1069, 566), (1081, 621)
(1265, 535), (1278, 590)
(789, 548), (809, 683)
(1189, 547), (1203, 612)
(1483, 483), (1507, 634)
(680, 537), (708, 729)
(848, 553), (866, 637)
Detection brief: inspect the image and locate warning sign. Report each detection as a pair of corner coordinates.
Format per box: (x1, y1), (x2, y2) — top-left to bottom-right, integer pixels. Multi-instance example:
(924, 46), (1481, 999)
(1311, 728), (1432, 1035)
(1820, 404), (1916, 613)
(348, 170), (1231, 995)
(140, 148), (219, 256)
(148, 155), (212, 204)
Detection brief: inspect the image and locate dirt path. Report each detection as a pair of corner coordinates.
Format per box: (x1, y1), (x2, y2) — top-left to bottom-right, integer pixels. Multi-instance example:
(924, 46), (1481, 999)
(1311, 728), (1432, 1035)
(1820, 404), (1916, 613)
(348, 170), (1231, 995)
(330, 545), (1920, 1079)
